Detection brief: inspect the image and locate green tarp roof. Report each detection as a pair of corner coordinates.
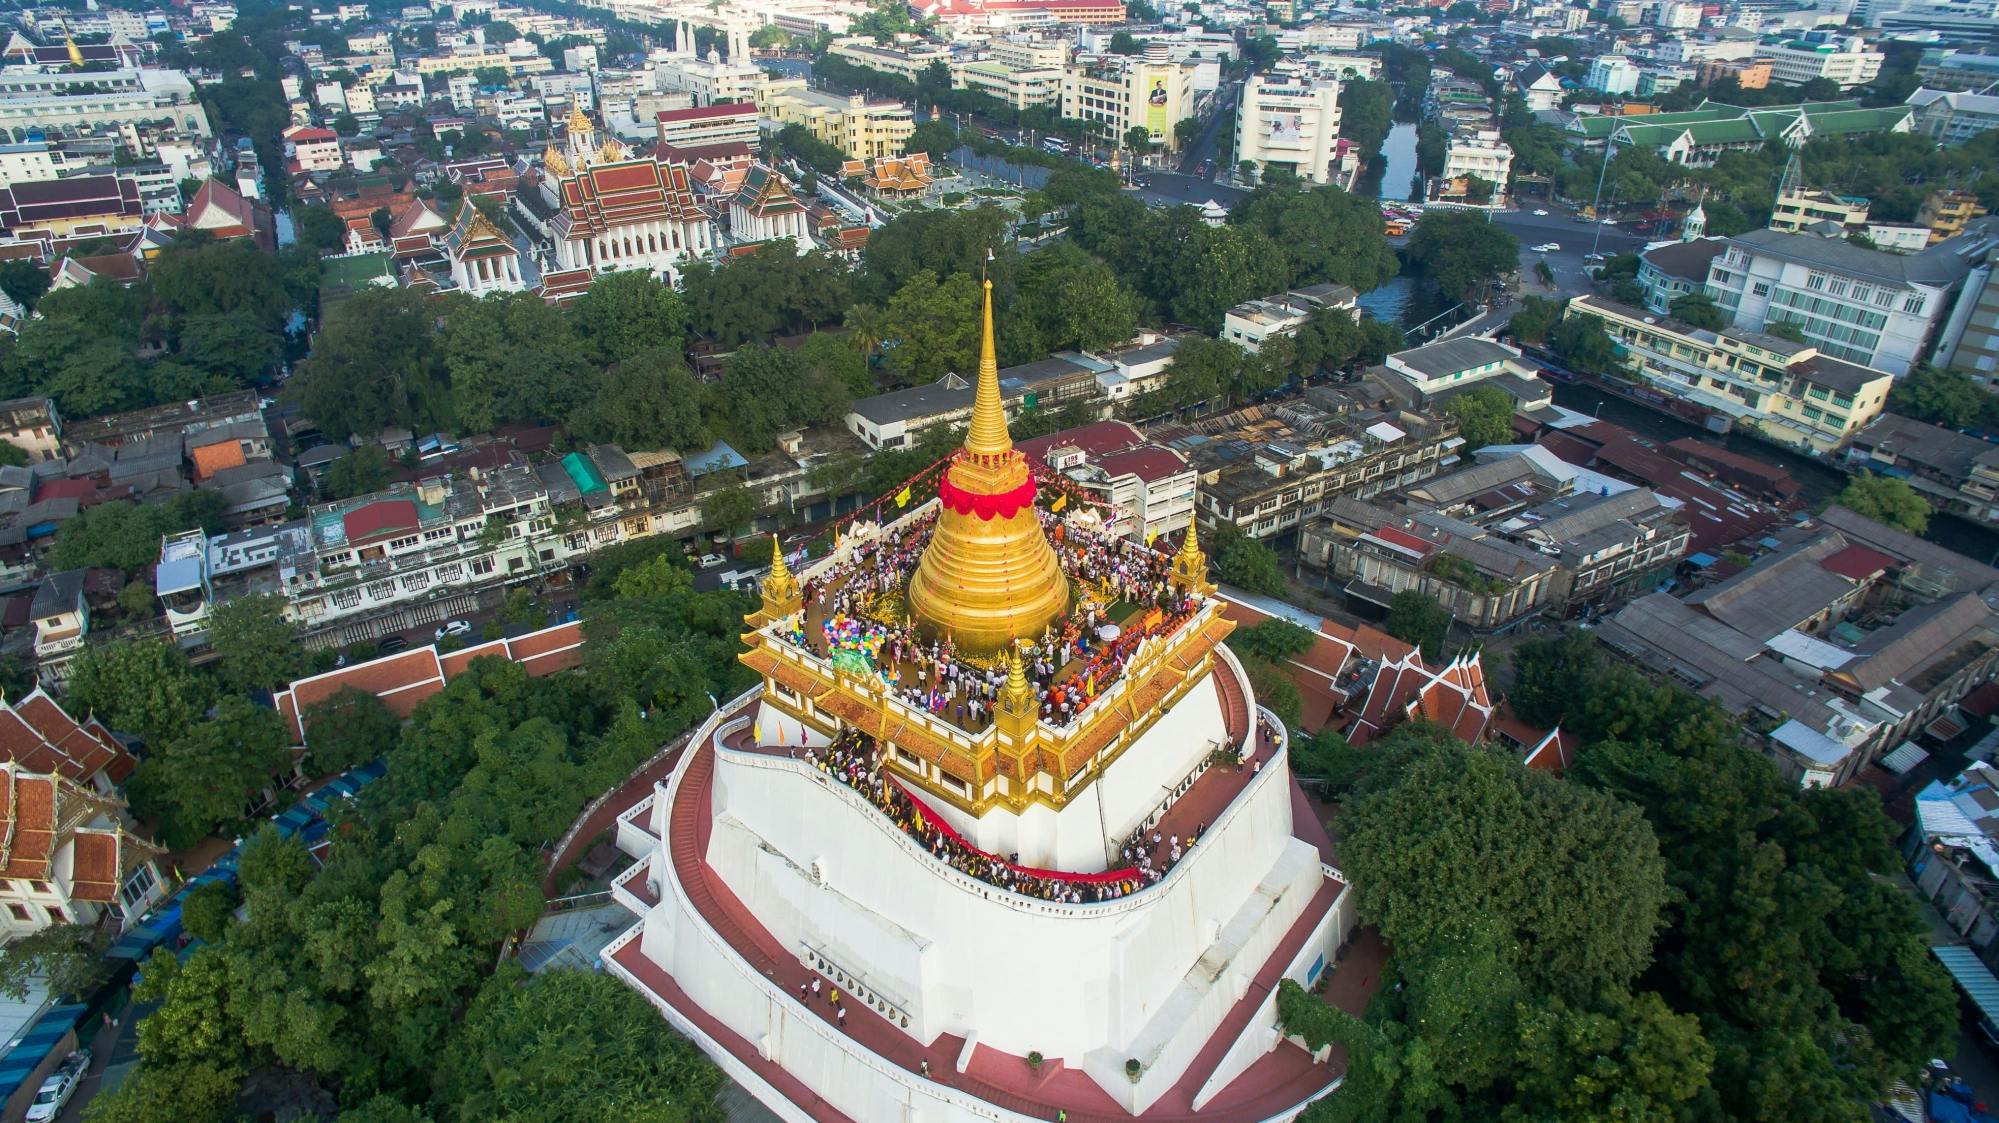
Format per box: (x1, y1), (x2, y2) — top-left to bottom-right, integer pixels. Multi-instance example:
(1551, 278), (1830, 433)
(562, 450), (608, 495)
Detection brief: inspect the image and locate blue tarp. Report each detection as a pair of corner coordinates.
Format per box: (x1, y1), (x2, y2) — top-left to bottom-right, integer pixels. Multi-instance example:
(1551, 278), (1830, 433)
(683, 440), (749, 478)
(1688, 552), (1718, 568)
(0, 1004), (86, 1102)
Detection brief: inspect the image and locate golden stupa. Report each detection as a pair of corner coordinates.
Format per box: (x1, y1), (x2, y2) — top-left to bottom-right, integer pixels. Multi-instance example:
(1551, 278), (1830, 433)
(904, 280), (1069, 654)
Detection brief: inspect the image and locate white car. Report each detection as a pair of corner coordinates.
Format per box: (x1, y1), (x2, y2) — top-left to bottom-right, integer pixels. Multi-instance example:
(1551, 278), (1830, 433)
(698, 553), (726, 568)
(1533, 208), (1549, 216)
(434, 620), (472, 640)
(25, 1050), (89, 1122)
(1600, 217), (1618, 225)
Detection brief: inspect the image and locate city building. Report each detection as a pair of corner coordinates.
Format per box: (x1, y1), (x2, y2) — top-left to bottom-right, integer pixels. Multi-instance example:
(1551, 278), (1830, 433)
(1566, 294), (1896, 451)
(824, 37), (958, 83)
(0, 174), (144, 247)
(0, 67), (209, 140)
(915, 0), (1127, 28)
(959, 61), (1063, 111)
(1061, 45), (1197, 153)
(1845, 412), (1999, 526)
(1376, 338), (1543, 408)
(1599, 507), (1999, 786)
(1637, 236), (1727, 314)
(540, 109), (714, 282)
(1514, 63), (1565, 112)
(840, 153), (934, 199)
(1220, 283), (1359, 353)
(0, 750), (163, 940)
(1566, 100), (1913, 167)
(756, 80), (915, 161)
(1234, 68), (1344, 185)
(654, 101), (760, 150)
(283, 125), (343, 173)
(1016, 420), (1196, 543)
(603, 282), (1361, 1122)
(1701, 223), (1995, 375)
(1908, 88), (1999, 147)
(1920, 189), (1990, 245)
(729, 164), (812, 250)
(651, 46), (764, 107)
(1769, 188), (1871, 233)
(1438, 130), (1514, 202)
(1914, 48), (1999, 92)
(1587, 54), (1642, 96)
(1907, 761), (1999, 966)
(1936, 258), (1999, 379)
(846, 352), (1111, 450)
(0, 398), (59, 462)
(1758, 35), (1884, 88)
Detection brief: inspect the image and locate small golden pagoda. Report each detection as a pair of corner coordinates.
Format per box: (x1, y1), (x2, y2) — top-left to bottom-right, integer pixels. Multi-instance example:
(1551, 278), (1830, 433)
(904, 280), (1069, 654)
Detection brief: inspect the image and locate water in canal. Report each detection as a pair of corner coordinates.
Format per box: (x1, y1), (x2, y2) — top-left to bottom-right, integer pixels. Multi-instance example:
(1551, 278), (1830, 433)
(1552, 381), (1999, 566)
(1355, 122), (1421, 205)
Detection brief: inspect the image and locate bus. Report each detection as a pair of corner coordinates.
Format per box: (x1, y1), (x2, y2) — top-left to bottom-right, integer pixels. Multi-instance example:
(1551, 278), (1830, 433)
(1040, 136), (1071, 155)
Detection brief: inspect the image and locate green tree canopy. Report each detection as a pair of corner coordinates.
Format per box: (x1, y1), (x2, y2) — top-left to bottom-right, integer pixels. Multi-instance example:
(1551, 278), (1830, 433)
(1231, 184), (1401, 296)
(286, 286), (450, 442)
(569, 270), (690, 366)
(1384, 590), (1451, 660)
(1405, 210), (1520, 303)
(129, 695), (293, 849)
(1837, 471), (1931, 534)
(1441, 384), (1515, 452)
(1889, 363), (1992, 429)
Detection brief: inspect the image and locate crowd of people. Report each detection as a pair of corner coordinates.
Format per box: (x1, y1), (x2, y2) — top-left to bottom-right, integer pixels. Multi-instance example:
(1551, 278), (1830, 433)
(806, 730), (1204, 904)
(781, 504), (1203, 733)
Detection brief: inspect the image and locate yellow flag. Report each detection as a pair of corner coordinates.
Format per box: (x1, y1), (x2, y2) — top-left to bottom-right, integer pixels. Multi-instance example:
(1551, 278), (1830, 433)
(896, 485), (912, 508)
(1051, 493), (1067, 512)
(753, 719), (762, 742)
(1145, 527), (1158, 545)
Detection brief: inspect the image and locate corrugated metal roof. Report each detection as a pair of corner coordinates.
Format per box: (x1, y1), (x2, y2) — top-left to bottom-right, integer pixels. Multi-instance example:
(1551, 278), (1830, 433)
(1932, 945), (1999, 1026)
(1879, 741), (1931, 775)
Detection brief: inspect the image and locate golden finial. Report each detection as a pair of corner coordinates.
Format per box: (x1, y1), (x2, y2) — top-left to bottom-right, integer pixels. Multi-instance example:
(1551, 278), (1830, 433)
(62, 22), (83, 68)
(567, 102), (592, 136)
(1004, 649), (1031, 702)
(1171, 509), (1212, 596)
(596, 138), (627, 164)
(542, 142), (571, 179)
(761, 533), (801, 619)
(964, 277), (1011, 462)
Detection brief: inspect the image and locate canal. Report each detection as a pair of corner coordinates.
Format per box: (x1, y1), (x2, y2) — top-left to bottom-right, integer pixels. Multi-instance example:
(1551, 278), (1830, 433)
(1552, 381), (1999, 566)
(1354, 122), (1437, 326)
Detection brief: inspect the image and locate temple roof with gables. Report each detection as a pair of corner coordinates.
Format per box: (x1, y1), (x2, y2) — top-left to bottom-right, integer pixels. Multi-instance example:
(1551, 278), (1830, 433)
(554, 158), (704, 239)
(443, 199), (515, 261)
(732, 164), (805, 219)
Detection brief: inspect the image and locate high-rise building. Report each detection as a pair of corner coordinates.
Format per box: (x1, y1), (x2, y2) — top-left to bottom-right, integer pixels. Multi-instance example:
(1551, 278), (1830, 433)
(603, 284), (1363, 1122)
(1234, 68), (1343, 184)
(1062, 45), (1199, 152)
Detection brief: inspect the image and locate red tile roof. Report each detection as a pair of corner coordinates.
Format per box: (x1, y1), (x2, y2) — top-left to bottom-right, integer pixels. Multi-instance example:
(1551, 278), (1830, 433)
(1820, 543), (1898, 581)
(341, 499), (420, 545)
(657, 101), (756, 123)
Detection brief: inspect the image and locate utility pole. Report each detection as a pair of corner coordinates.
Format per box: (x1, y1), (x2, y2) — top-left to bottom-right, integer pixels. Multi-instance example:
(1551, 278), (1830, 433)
(1589, 143), (1616, 260)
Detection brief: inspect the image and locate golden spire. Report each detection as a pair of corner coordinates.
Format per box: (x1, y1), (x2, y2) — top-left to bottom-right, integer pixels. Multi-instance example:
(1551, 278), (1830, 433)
(1170, 509), (1213, 596)
(1003, 650), (1032, 706)
(995, 649), (1039, 743)
(542, 142), (571, 180)
(596, 137), (628, 164)
(62, 22), (83, 68)
(903, 275), (1069, 654)
(566, 102), (592, 136)
(964, 278), (1010, 462)
(758, 534), (801, 621)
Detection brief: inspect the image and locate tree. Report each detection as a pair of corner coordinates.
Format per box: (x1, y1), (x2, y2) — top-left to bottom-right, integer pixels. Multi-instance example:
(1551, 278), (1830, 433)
(333, 111), (360, 136)
(1669, 292), (1726, 330)
(49, 492), (226, 573)
(1415, 123), (1447, 178)
(293, 203), (347, 252)
(1210, 523), (1287, 596)
(716, 343), (850, 452)
(1889, 362), (1988, 428)
(286, 286), (450, 441)
(1405, 211), (1519, 303)
(205, 592), (306, 693)
(1507, 294), (1561, 345)
(1442, 385), (1515, 452)
(1337, 79), (1393, 158)
(1549, 312), (1630, 379)
(1231, 619), (1316, 663)
(1123, 124), (1153, 154)
(1232, 185), (1401, 295)
(702, 482), (757, 538)
(1837, 472), (1931, 534)
(129, 696), (293, 850)
(326, 444), (394, 499)
(1341, 727), (1669, 1001)
(179, 880), (239, 944)
(0, 259), (49, 310)
(1173, 116), (1201, 149)
(0, 923), (110, 1001)
(1505, 628), (1602, 729)
(443, 291), (593, 432)
(1170, 224), (1290, 331)
(570, 348), (710, 452)
(300, 687), (402, 776)
(1384, 590), (1450, 661)
(881, 270), (982, 385)
(1108, 29), (1142, 54)
(67, 639), (213, 748)
(434, 964), (723, 1121)
(1765, 320), (1807, 343)
(569, 269), (689, 366)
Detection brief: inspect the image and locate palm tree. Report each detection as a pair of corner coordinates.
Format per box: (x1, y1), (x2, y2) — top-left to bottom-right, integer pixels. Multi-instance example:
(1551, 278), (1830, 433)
(845, 303), (885, 363)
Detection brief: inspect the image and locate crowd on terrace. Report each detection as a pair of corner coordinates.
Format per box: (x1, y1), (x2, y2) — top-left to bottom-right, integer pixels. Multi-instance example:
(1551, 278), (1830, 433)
(807, 730), (1206, 903)
(783, 505), (1200, 732)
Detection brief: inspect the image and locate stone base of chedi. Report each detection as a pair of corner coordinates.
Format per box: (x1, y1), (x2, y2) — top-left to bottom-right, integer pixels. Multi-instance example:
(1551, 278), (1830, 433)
(597, 283), (1379, 1122)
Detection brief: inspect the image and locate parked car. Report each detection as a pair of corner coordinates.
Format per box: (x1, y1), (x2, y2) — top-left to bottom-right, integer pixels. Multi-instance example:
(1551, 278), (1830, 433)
(435, 620), (472, 640)
(376, 634), (409, 654)
(1533, 208), (1549, 216)
(698, 553), (726, 568)
(1536, 242), (1561, 252)
(25, 1049), (89, 1123)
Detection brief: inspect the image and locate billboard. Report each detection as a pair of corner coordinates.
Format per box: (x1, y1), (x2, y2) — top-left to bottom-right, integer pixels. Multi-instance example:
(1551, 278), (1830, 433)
(1145, 76), (1169, 139)
(1267, 113), (1303, 144)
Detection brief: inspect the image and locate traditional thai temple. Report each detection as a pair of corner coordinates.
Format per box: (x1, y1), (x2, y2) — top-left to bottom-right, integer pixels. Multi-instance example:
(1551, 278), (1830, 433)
(727, 164), (811, 253)
(603, 282), (1366, 1121)
(444, 199), (525, 295)
(541, 105), (713, 283)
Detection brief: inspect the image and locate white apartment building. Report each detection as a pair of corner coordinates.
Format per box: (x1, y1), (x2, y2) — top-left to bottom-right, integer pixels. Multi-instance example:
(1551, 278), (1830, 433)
(1234, 68), (1343, 184)
(652, 50), (764, 106)
(988, 35), (1070, 70)
(1588, 54), (1642, 95)
(1222, 283), (1360, 352)
(1442, 129), (1515, 191)
(1703, 225), (1990, 375)
(656, 101), (761, 149)
(1908, 88), (1999, 147)
(1761, 36), (1884, 88)
(0, 142), (64, 185)
(826, 37), (957, 82)
(1060, 46), (1197, 152)
(0, 68), (211, 139)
